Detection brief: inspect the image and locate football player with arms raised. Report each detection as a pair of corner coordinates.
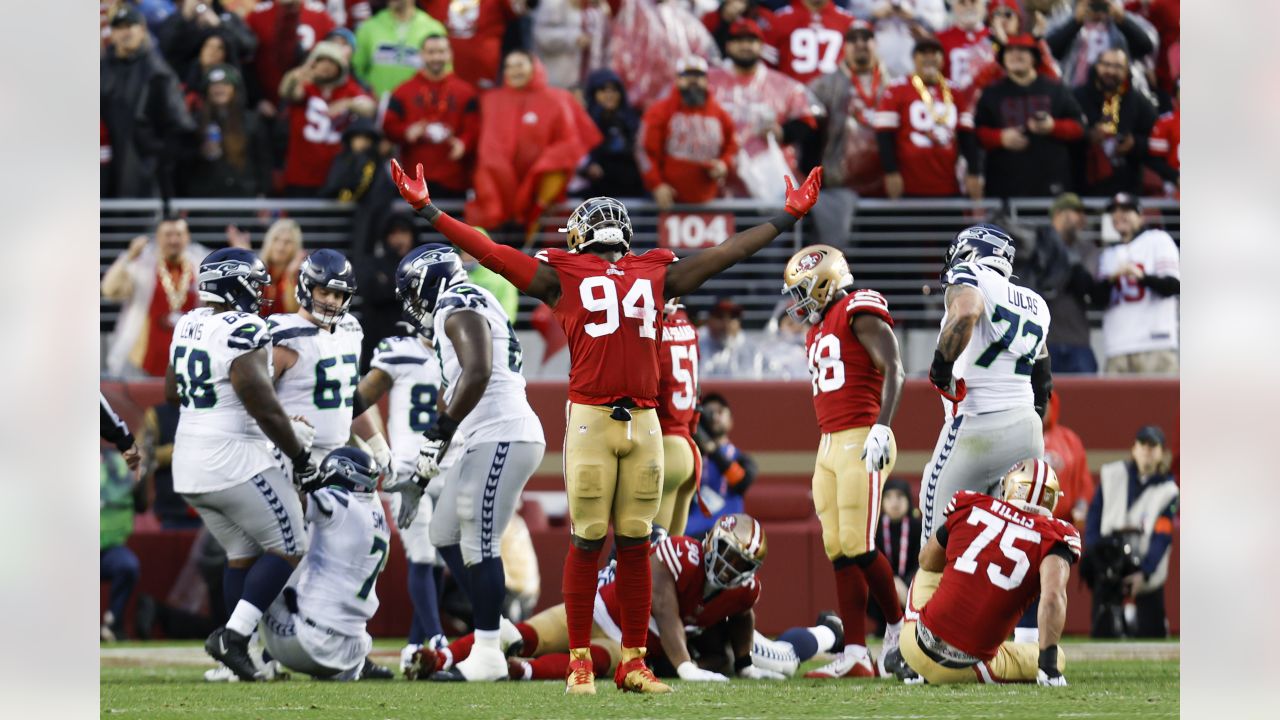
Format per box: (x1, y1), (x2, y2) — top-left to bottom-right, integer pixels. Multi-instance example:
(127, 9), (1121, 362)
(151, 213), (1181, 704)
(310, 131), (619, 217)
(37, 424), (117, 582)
(167, 249), (317, 680)
(913, 225), (1052, 618)
(780, 245), (906, 679)
(654, 298), (701, 535)
(894, 459), (1079, 686)
(268, 250), (392, 473)
(390, 159), (822, 694)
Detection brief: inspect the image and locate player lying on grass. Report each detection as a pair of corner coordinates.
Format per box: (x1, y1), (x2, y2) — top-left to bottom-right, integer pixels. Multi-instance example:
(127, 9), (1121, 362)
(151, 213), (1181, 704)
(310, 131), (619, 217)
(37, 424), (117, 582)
(258, 447), (394, 681)
(889, 459), (1079, 686)
(411, 514), (818, 682)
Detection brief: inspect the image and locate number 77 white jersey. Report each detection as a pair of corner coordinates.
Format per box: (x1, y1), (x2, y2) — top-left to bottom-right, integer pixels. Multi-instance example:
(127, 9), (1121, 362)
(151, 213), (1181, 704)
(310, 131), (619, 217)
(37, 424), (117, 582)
(940, 262), (1050, 416)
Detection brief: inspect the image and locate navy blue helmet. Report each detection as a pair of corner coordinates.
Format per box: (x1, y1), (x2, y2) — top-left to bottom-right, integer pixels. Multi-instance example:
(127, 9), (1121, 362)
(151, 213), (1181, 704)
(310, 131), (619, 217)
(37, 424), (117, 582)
(943, 223), (1016, 280)
(395, 244), (468, 335)
(197, 248), (271, 313)
(297, 249), (357, 326)
(318, 446), (379, 492)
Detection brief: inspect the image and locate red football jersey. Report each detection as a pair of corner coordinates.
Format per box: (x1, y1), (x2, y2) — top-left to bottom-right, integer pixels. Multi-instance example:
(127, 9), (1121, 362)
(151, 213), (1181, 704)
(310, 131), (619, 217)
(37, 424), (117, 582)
(872, 78), (973, 197)
(936, 26), (992, 91)
(245, 1), (338, 105)
(599, 536), (761, 653)
(1149, 110), (1180, 172)
(535, 248), (678, 407)
(419, 0), (516, 86)
(657, 308), (699, 437)
(922, 491), (1082, 661)
(805, 289), (893, 433)
(765, 0), (856, 85)
(283, 79), (373, 189)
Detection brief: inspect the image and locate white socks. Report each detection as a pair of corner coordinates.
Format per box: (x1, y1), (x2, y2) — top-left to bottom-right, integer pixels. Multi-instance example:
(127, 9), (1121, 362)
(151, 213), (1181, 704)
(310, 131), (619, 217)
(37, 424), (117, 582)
(474, 628), (501, 654)
(808, 625), (838, 654)
(226, 600), (264, 637)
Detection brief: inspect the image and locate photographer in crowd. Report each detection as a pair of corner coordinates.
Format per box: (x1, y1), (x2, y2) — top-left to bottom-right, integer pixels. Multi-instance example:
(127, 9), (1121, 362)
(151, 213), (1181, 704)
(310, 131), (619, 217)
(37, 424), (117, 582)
(1083, 425), (1178, 638)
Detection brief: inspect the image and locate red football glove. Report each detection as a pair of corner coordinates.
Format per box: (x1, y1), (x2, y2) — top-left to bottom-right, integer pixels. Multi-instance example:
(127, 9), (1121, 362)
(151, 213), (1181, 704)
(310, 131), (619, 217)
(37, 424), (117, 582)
(784, 166), (823, 218)
(933, 377), (967, 418)
(391, 159), (431, 210)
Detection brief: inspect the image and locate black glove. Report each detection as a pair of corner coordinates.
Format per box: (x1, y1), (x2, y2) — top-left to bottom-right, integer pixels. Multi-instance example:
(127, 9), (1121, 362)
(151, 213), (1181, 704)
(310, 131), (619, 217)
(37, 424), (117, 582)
(424, 413), (460, 443)
(292, 449), (321, 493)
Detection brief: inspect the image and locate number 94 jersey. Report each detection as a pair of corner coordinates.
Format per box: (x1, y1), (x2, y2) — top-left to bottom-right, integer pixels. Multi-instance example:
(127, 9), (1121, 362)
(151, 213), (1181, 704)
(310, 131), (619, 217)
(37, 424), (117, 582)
(923, 490), (1081, 660)
(268, 313), (365, 452)
(941, 262), (1050, 417)
(536, 248), (678, 407)
(805, 290), (894, 433)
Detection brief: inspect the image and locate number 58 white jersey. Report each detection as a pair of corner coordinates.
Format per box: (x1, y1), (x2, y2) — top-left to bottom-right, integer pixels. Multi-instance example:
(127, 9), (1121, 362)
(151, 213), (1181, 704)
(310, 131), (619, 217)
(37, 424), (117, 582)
(940, 262), (1050, 416)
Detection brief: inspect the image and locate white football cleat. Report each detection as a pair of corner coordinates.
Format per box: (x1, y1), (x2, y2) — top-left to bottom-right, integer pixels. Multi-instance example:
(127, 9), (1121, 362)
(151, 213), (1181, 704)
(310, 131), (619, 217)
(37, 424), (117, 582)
(433, 646), (509, 682)
(879, 620), (902, 678)
(499, 618), (523, 656)
(803, 647), (876, 679)
(204, 663), (240, 683)
(256, 659), (291, 681)
(400, 644), (422, 675)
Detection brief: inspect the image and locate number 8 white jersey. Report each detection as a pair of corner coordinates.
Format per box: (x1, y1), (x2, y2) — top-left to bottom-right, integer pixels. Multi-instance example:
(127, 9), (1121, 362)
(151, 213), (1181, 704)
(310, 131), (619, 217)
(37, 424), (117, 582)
(369, 335), (444, 476)
(941, 262), (1051, 416)
(431, 283), (543, 445)
(269, 313), (365, 453)
(170, 307), (278, 494)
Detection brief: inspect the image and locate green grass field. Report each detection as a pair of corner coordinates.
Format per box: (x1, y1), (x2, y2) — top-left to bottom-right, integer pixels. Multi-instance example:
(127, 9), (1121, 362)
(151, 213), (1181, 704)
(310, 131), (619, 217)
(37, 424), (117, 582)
(101, 641), (1178, 719)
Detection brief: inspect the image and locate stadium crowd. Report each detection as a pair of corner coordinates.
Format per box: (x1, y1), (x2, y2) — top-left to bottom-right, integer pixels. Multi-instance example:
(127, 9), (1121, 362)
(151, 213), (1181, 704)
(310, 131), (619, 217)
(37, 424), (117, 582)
(100, 0), (1180, 229)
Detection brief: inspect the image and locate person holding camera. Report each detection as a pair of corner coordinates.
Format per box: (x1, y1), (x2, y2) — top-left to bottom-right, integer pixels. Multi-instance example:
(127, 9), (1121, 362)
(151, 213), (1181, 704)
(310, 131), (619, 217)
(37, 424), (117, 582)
(1083, 424), (1178, 638)
(684, 394), (758, 538)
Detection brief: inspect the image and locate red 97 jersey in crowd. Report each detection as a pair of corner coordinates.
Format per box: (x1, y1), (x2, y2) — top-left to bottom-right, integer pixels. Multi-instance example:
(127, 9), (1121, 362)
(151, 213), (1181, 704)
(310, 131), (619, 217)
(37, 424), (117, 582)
(657, 308), (699, 436)
(765, 0), (855, 85)
(921, 491), (1082, 661)
(873, 79), (974, 196)
(806, 290), (893, 433)
(599, 535), (761, 654)
(535, 248), (678, 407)
(283, 80), (373, 189)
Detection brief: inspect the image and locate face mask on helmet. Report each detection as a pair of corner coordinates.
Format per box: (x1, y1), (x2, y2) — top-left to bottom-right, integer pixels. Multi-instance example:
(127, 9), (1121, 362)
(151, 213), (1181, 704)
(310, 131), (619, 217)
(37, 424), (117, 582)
(395, 245), (466, 335)
(297, 251), (357, 327)
(198, 249), (272, 314)
(702, 520), (765, 589)
(783, 277), (824, 324)
(318, 447), (379, 493)
(1001, 459), (1059, 515)
(564, 197), (633, 253)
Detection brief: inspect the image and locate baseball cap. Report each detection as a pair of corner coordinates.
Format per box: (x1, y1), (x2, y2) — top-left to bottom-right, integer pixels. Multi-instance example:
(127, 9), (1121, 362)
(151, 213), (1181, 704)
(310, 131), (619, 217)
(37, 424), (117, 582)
(727, 19), (765, 41)
(913, 35), (944, 55)
(998, 33), (1042, 65)
(204, 64), (243, 90)
(846, 19), (874, 40)
(110, 5), (144, 27)
(989, 0), (1021, 16)
(1051, 192), (1085, 215)
(1106, 192), (1141, 212)
(1135, 425), (1166, 447)
(676, 56), (709, 76)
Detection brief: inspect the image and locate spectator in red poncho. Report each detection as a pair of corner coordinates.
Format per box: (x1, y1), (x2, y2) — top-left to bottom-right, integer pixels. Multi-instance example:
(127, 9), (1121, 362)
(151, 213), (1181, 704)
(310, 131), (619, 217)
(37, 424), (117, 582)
(465, 50), (603, 233)
(639, 56), (738, 209)
(608, 0), (722, 110)
(1042, 391), (1092, 529)
(419, 0), (525, 88)
(383, 34), (480, 199)
(245, 0), (337, 113)
(278, 40), (376, 195)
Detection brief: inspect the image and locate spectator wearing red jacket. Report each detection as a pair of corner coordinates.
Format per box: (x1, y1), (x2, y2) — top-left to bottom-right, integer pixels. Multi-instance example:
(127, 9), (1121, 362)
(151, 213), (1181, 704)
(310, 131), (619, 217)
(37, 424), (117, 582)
(1147, 79), (1178, 195)
(765, 0), (856, 85)
(383, 34), (479, 199)
(639, 56), (738, 209)
(873, 36), (982, 199)
(936, 0), (992, 92)
(465, 50), (602, 231)
(702, 0), (776, 57)
(973, 34), (1084, 198)
(1042, 391), (1092, 530)
(245, 0), (337, 112)
(278, 41), (376, 195)
(419, 0), (523, 88)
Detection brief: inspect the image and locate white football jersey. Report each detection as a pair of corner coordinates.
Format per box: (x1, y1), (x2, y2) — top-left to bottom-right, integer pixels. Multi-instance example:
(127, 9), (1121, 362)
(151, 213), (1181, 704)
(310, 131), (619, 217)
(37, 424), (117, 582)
(939, 262), (1051, 416)
(369, 335), (444, 476)
(432, 283), (543, 445)
(295, 486), (391, 636)
(269, 313), (365, 453)
(1097, 229), (1180, 357)
(170, 307), (280, 494)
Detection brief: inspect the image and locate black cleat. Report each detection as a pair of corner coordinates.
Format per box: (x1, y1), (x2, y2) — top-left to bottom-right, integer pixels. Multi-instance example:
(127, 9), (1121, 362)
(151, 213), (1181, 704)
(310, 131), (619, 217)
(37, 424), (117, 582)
(882, 647), (918, 682)
(205, 628), (259, 681)
(816, 610), (844, 647)
(430, 667), (468, 682)
(360, 658), (394, 680)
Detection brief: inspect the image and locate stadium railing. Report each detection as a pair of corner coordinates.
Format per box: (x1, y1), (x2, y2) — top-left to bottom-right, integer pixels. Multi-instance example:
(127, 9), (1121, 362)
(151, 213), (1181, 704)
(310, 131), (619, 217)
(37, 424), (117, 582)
(100, 197), (1180, 332)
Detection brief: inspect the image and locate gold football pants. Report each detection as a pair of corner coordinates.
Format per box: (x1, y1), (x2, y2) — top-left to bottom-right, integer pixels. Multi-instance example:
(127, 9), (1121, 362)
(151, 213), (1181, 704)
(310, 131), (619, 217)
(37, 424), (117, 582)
(563, 403), (663, 541)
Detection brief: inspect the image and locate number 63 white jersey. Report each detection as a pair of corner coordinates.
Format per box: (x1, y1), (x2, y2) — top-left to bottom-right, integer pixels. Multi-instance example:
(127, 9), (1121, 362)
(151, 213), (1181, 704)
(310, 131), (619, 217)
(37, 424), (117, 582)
(940, 262), (1050, 417)
(269, 313), (365, 453)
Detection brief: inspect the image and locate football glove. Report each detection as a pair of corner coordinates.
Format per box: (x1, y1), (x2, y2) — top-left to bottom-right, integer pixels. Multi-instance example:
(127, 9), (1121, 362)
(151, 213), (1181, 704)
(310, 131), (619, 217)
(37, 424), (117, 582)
(738, 664), (787, 681)
(289, 416), (316, 454)
(784, 167), (823, 218)
(365, 434), (393, 481)
(676, 661), (728, 682)
(415, 414), (460, 484)
(291, 450), (321, 493)
(391, 478), (424, 530)
(862, 423), (894, 473)
(391, 159), (431, 210)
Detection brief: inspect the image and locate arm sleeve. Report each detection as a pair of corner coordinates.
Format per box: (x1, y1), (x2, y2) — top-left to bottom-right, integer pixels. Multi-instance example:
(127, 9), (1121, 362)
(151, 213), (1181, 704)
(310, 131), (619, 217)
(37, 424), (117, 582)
(100, 393), (134, 452)
(875, 130), (900, 173)
(426, 211), (541, 291)
(1138, 275), (1180, 297)
(958, 129), (982, 175)
(1031, 354), (1053, 419)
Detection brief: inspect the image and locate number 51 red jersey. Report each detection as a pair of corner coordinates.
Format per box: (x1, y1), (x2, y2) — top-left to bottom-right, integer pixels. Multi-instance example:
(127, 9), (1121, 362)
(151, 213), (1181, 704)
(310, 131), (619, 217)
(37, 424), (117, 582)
(922, 491), (1082, 661)
(537, 248), (678, 407)
(658, 308), (699, 436)
(805, 290), (893, 433)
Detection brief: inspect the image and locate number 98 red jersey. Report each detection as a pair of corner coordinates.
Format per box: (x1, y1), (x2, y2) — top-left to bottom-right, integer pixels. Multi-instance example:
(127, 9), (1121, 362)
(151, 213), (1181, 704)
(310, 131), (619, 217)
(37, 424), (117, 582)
(657, 308), (699, 436)
(536, 248), (678, 407)
(921, 491), (1082, 661)
(805, 290), (893, 433)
